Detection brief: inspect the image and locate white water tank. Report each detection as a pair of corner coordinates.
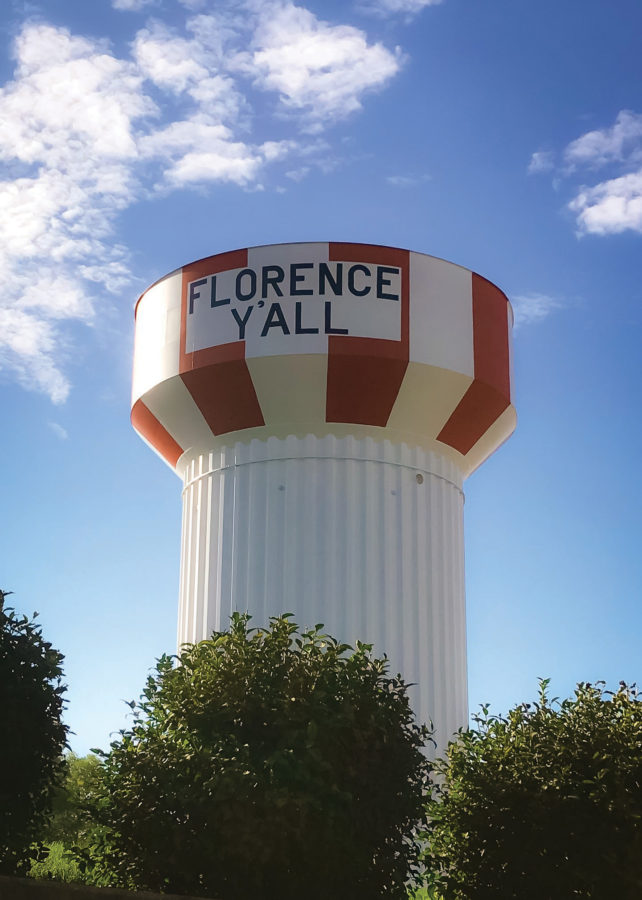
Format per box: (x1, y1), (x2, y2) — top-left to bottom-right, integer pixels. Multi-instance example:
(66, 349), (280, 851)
(132, 242), (515, 749)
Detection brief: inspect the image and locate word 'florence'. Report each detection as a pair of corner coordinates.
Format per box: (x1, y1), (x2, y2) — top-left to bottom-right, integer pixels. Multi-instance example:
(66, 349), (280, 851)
(188, 261), (401, 312)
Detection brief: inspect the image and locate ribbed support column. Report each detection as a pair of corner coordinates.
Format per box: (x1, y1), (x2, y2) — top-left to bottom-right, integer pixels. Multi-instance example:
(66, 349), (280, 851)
(178, 434), (466, 752)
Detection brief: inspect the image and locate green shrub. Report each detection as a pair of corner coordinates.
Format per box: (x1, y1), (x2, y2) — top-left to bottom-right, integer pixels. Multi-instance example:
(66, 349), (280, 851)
(44, 753), (105, 847)
(0, 589), (67, 874)
(93, 613), (432, 899)
(423, 680), (642, 899)
(29, 842), (83, 883)
(29, 753), (110, 886)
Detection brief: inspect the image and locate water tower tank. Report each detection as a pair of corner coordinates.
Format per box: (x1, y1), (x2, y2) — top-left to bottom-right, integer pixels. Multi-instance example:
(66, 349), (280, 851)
(132, 242), (515, 748)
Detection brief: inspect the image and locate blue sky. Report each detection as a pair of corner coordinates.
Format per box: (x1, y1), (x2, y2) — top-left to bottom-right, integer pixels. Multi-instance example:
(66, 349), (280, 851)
(1, 0), (641, 754)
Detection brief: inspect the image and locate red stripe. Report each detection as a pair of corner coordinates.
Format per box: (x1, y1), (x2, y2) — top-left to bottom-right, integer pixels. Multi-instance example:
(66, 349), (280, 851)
(437, 273), (511, 455)
(181, 352), (265, 436)
(326, 243), (409, 426)
(436, 381), (510, 455)
(131, 399), (184, 467)
(472, 274), (511, 399)
(179, 248), (264, 435)
(180, 248), (248, 373)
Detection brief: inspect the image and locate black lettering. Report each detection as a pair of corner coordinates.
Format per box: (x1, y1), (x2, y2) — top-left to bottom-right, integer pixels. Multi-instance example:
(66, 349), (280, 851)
(236, 268), (256, 301)
(210, 275), (230, 307)
(319, 262), (343, 296)
(376, 266), (399, 301)
(324, 301), (348, 335)
(295, 301), (319, 334)
(261, 302), (291, 336)
(261, 265), (284, 298)
(348, 264), (371, 297)
(231, 306), (253, 339)
(188, 278), (207, 314)
(290, 262), (313, 296)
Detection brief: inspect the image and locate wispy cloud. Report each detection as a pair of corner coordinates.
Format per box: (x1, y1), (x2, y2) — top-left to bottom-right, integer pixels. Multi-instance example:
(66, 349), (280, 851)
(286, 166), (311, 182)
(0, 3), (404, 402)
(527, 150), (554, 175)
(564, 111), (642, 170)
(358, 0), (442, 19)
(386, 173), (430, 187)
(569, 172), (642, 236)
(112, 0), (158, 10)
(531, 110), (642, 237)
(0, 24), (150, 401)
(243, 3), (403, 131)
(511, 293), (561, 330)
(48, 421), (69, 440)
(563, 112), (642, 235)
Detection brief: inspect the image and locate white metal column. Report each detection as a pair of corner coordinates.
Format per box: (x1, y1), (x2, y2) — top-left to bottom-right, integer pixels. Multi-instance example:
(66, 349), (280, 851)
(178, 434), (467, 751)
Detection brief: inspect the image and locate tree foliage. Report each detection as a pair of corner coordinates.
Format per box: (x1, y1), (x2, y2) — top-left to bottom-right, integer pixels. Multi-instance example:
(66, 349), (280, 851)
(423, 680), (642, 900)
(0, 588), (68, 874)
(29, 754), (109, 886)
(93, 613), (431, 898)
(29, 841), (84, 884)
(43, 753), (105, 847)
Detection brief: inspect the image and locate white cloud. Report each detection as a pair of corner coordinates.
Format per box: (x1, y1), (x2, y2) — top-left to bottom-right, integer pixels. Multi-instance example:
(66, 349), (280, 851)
(133, 26), (210, 93)
(132, 20), (244, 122)
(528, 150), (554, 174)
(358, 0), (442, 17)
(533, 110), (642, 237)
(18, 275), (92, 322)
(560, 111), (642, 235)
(510, 293), (561, 329)
(261, 139), (298, 162)
(0, 26), (151, 165)
(0, 7), (404, 401)
(138, 115), (272, 188)
(569, 171), (642, 235)
(48, 421), (69, 440)
(286, 166), (310, 181)
(79, 259), (133, 293)
(0, 307), (70, 402)
(244, 3), (402, 129)
(386, 173), (430, 187)
(112, 0), (157, 10)
(564, 111), (642, 169)
(0, 25), (150, 401)
(166, 147), (264, 186)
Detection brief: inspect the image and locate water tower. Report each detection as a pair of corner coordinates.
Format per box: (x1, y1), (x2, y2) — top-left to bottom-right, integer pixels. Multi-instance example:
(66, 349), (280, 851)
(132, 242), (515, 747)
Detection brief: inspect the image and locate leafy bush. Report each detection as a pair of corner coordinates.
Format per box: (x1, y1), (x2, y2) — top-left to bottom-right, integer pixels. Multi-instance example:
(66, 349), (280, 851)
(0, 588), (68, 874)
(423, 680), (642, 899)
(29, 753), (110, 886)
(94, 613), (432, 898)
(43, 753), (105, 847)
(29, 841), (83, 883)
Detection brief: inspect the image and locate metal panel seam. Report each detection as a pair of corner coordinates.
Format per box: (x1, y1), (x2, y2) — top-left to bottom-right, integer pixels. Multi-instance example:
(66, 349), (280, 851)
(181, 458), (465, 496)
